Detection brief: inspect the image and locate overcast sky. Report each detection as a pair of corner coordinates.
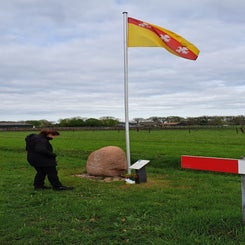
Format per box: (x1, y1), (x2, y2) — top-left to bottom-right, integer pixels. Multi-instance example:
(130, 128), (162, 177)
(0, 0), (245, 122)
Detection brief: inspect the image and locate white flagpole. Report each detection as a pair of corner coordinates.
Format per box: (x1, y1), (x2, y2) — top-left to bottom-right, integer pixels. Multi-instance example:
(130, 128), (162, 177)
(123, 12), (131, 174)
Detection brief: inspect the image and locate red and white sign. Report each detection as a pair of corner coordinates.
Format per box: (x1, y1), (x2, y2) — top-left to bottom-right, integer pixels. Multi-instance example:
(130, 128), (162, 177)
(181, 155), (245, 174)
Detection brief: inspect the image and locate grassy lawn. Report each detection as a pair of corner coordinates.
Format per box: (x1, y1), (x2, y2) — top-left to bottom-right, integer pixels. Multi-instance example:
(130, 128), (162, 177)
(1, 128), (245, 244)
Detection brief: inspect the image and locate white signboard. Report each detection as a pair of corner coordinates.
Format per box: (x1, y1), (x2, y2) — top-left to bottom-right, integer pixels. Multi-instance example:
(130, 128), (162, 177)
(129, 160), (150, 170)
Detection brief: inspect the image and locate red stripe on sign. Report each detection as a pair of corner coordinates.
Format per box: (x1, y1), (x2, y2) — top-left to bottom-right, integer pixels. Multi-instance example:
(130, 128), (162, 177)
(181, 155), (238, 174)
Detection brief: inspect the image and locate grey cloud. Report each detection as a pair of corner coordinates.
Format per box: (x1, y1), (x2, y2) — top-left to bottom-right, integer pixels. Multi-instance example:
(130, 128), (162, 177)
(0, 0), (245, 121)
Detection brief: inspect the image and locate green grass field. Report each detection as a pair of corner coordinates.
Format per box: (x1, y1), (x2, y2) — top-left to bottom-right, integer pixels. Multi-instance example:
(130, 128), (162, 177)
(1, 128), (245, 244)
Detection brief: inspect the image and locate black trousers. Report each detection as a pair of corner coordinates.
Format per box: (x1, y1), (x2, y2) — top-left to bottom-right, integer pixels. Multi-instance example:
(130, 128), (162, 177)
(34, 166), (62, 188)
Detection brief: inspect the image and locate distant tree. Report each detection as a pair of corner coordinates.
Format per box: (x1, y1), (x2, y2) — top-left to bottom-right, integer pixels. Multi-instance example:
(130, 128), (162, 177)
(58, 117), (85, 127)
(100, 117), (119, 127)
(40, 120), (53, 127)
(25, 120), (53, 127)
(166, 116), (184, 123)
(198, 116), (209, 125)
(58, 118), (70, 127)
(148, 117), (164, 127)
(85, 118), (102, 127)
(69, 117), (85, 127)
(229, 115), (245, 125)
(185, 116), (209, 126)
(208, 116), (224, 126)
(133, 118), (144, 126)
(25, 120), (42, 127)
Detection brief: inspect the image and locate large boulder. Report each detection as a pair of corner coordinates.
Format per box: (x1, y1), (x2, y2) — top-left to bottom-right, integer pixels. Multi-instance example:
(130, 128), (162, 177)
(86, 146), (127, 177)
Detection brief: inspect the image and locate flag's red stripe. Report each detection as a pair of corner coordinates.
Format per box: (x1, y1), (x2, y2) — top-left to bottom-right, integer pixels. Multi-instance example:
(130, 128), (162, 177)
(181, 155), (238, 174)
(153, 28), (197, 60)
(128, 17), (197, 60)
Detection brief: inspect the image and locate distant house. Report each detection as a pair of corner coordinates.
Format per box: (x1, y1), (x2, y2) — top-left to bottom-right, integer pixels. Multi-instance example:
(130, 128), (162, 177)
(0, 122), (33, 129)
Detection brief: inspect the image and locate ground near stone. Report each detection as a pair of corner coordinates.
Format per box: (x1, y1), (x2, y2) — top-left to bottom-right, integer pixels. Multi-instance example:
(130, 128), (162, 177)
(75, 173), (125, 182)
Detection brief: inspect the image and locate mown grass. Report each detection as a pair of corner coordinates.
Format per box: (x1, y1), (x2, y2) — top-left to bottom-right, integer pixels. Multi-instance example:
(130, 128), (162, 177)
(1, 128), (245, 244)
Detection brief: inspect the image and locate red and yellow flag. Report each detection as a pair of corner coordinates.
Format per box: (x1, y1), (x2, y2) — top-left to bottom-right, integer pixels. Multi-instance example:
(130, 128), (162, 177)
(128, 17), (199, 60)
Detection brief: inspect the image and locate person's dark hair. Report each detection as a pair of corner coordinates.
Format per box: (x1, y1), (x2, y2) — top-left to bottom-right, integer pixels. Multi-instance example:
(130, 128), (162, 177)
(40, 129), (60, 136)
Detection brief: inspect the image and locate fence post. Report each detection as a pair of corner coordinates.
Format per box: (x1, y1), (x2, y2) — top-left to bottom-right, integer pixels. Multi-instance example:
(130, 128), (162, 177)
(241, 175), (245, 222)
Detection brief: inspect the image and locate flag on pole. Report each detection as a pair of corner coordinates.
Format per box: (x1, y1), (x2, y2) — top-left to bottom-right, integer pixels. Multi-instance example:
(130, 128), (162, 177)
(128, 17), (199, 60)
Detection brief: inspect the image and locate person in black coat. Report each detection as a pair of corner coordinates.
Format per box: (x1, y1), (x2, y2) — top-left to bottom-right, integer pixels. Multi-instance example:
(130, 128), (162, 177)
(26, 129), (73, 191)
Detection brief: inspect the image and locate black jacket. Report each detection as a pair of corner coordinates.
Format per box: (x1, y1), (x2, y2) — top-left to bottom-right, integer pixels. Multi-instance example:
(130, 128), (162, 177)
(26, 134), (57, 167)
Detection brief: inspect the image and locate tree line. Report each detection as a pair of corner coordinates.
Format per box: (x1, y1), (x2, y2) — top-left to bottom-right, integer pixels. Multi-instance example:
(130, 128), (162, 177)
(25, 117), (120, 128)
(25, 115), (245, 128)
(141, 115), (245, 126)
